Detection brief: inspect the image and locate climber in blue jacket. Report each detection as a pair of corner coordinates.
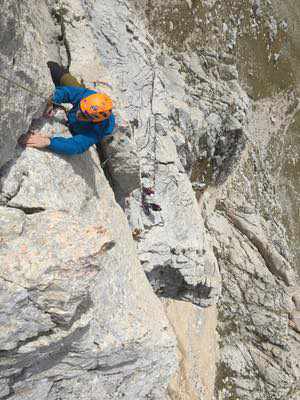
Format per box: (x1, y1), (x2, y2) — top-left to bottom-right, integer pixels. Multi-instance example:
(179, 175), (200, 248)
(19, 62), (115, 155)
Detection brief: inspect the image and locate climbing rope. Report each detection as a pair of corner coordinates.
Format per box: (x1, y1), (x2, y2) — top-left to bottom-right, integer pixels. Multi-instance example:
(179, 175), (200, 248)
(0, 72), (67, 113)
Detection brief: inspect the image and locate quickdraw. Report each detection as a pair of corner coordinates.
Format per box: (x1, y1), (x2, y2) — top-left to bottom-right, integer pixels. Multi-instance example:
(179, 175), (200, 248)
(141, 186), (161, 215)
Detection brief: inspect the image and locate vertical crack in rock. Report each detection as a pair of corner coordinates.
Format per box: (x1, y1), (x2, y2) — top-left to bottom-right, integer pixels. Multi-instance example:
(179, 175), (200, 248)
(50, 5), (72, 68)
(91, 1), (227, 309)
(0, 0), (179, 389)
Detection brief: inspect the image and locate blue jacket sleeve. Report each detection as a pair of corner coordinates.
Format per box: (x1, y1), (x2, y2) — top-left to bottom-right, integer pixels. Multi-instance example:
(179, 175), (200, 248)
(52, 86), (95, 105)
(47, 132), (99, 155)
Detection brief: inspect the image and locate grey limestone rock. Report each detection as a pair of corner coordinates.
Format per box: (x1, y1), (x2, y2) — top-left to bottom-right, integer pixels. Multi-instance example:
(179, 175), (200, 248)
(2, 0), (298, 399)
(0, 378), (10, 398)
(290, 310), (300, 333)
(0, 144), (178, 399)
(223, 205), (296, 286)
(293, 293), (300, 310)
(0, 0), (59, 169)
(207, 208), (297, 399)
(0, 207), (26, 239)
(0, 1), (179, 398)
(218, 64), (239, 81)
(86, 0), (252, 306)
(0, 281), (55, 352)
(0, 118), (103, 213)
(101, 126), (140, 198)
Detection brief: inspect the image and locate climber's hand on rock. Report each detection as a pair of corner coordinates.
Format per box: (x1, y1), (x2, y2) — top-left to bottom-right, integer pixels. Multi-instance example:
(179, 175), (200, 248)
(19, 132), (50, 148)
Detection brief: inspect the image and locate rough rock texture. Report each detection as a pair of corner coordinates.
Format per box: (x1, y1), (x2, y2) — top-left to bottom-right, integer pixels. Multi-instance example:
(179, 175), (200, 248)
(165, 301), (217, 400)
(1, 0), (299, 399)
(0, 1), (178, 399)
(0, 0), (58, 169)
(132, 1), (300, 398)
(207, 205), (297, 399)
(205, 92), (300, 399)
(101, 127), (141, 205)
(0, 140), (178, 399)
(85, 0), (252, 308)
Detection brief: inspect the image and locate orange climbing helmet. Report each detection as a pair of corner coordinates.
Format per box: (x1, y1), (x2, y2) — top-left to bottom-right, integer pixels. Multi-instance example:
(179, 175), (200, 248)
(80, 93), (113, 122)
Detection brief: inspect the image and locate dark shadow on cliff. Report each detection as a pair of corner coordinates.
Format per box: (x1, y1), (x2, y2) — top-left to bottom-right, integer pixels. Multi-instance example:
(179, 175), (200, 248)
(146, 264), (214, 306)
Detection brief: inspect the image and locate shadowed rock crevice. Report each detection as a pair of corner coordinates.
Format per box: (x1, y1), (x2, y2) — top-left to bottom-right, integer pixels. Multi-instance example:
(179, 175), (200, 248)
(213, 127), (246, 185)
(2, 326), (90, 395)
(50, 6), (72, 68)
(88, 358), (138, 373)
(165, 52), (249, 189)
(146, 264), (214, 305)
(6, 204), (46, 215)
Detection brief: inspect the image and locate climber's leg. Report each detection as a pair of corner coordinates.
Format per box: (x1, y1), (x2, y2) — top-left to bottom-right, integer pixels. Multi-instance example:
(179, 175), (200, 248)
(47, 61), (84, 87)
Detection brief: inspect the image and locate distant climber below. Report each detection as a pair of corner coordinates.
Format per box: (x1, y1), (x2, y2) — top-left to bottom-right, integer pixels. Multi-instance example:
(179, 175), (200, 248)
(19, 62), (115, 155)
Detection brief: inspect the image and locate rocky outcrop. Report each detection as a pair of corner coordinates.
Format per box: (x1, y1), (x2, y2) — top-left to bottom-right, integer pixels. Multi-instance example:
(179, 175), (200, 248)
(207, 206), (297, 399)
(0, 1), (178, 398)
(1, 0), (299, 399)
(0, 0), (58, 169)
(204, 92), (300, 399)
(0, 125), (178, 398)
(85, 0), (251, 308)
(122, 1), (300, 398)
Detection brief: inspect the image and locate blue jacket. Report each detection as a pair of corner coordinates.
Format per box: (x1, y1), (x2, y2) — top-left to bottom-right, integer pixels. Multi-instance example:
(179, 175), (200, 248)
(48, 86), (115, 155)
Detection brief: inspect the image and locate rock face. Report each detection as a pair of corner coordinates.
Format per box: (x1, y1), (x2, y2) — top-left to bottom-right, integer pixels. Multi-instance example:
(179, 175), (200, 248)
(84, 0), (251, 308)
(0, 0), (58, 169)
(130, 1), (300, 398)
(201, 91), (300, 400)
(0, 136), (178, 399)
(1, 0), (299, 399)
(0, 1), (178, 399)
(165, 301), (218, 400)
(207, 205), (297, 399)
